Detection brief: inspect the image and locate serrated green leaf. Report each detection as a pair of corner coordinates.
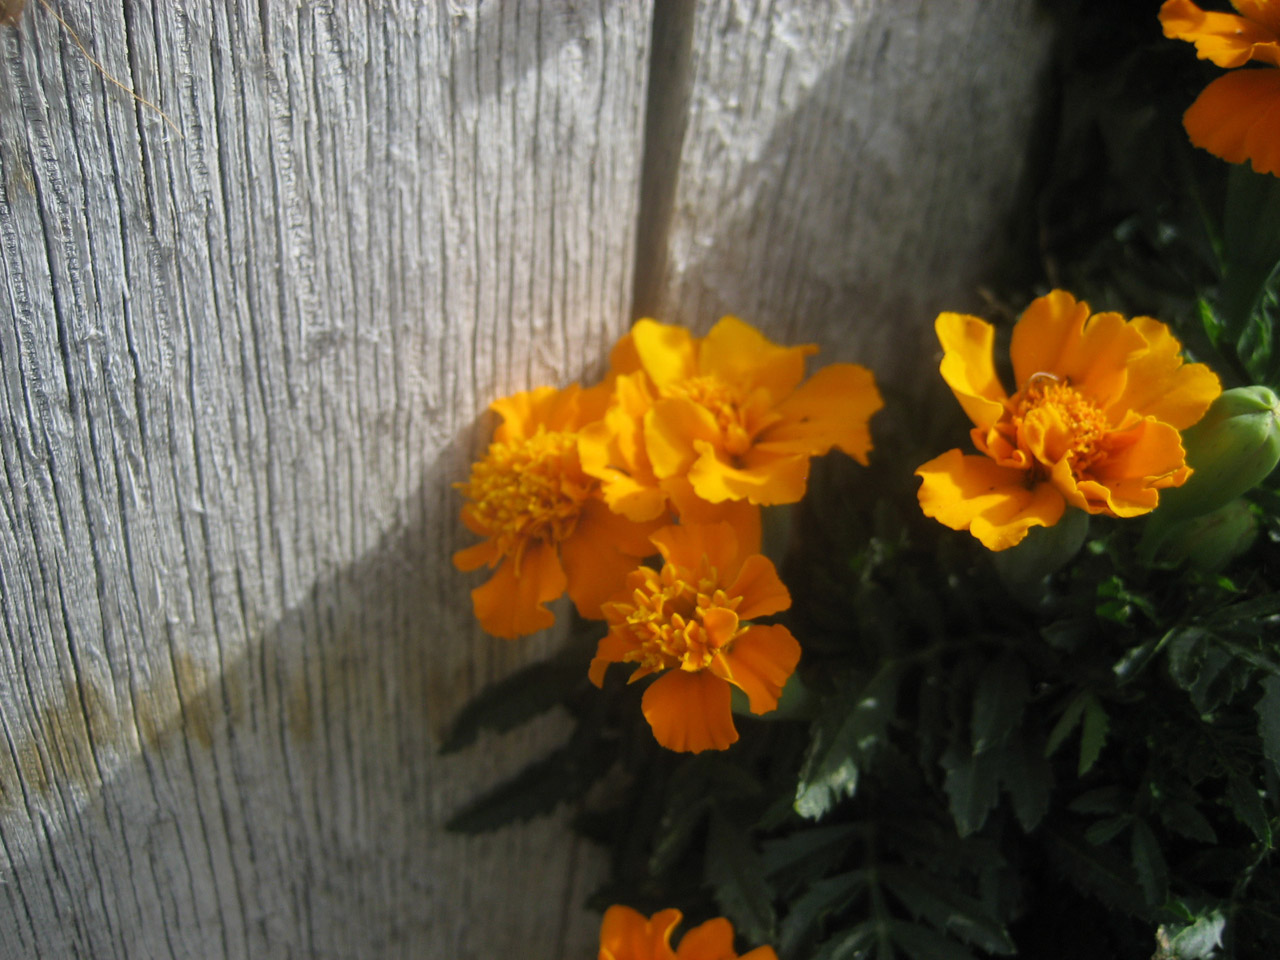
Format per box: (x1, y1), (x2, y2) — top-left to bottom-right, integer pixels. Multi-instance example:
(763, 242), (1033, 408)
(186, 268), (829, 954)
(445, 735), (612, 832)
(1085, 814), (1133, 847)
(941, 743), (1001, 837)
(889, 919), (981, 960)
(1226, 774), (1272, 846)
(1164, 909), (1226, 959)
(780, 871), (870, 957)
(811, 922), (876, 960)
(1045, 830), (1148, 918)
(1160, 800), (1219, 845)
(762, 825), (859, 899)
(1070, 786), (1127, 815)
(705, 811), (776, 944)
(1046, 693), (1088, 758)
(879, 865), (1015, 955)
(795, 664), (903, 819)
(1131, 818), (1169, 906)
(1256, 676), (1280, 780)
(971, 655), (1029, 756)
(439, 646), (586, 753)
(1080, 695), (1109, 776)
(1001, 728), (1054, 832)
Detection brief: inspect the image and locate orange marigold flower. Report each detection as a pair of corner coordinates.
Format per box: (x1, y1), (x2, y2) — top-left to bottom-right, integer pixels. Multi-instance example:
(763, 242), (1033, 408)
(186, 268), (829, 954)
(453, 383), (663, 639)
(588, 522), (800, 753)
(598, 905), (778, 960)
(1161, 0), (1280, 174)
(586, 316), (882, 509)
(916, 290), (1221, 551)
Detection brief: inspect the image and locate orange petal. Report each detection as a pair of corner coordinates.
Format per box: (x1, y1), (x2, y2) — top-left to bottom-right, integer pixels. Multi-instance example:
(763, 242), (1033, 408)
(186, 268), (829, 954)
(916, 449), (1067, 551)
(599, 905), (681, 960)
(651, 522), (741, 580)
(645, 397), (721, 480)
(642, 670), (738, 753)
(1235, 0), (1280, 41)
(470, 542), (567, 639)
(452, 538), (499, 572)
(673, 917), (738, 960)
(701, 607), (741, 649)
(1160, 0), (1280, 67)
(1011, 292), (1145, 409)
(632, 319), (698, 389)
(761, 363), (884, 464)
(688, 445), (811, 505)
(665, 478), (763, 554)
(722, 624), (801, 715)
(1069, 418), (1190, 517)
(738, 950), (779, 960)
(935, 312), (1008, 431)
(1111, 317), (1221, 429)
(697, 316), (816, 404)
(491, 384), (580, 443)
(1184, 69), (1280, 176)
(609, 331), (644, 376)
(727, 554), (791, 621)
(589, 630), (639, 688)
(562, 500), (663, 620)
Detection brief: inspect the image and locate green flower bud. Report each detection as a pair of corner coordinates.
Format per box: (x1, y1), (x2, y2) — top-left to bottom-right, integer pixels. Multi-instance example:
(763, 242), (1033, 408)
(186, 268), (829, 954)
(1155, 498), (1258, 573)
(1156, 385), (1280, 522)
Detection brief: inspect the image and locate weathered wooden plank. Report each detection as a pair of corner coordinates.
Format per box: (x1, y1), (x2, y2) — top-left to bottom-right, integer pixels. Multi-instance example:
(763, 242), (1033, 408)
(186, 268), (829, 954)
(0, 2), (646, 957)
(640, 0), (1055, 391)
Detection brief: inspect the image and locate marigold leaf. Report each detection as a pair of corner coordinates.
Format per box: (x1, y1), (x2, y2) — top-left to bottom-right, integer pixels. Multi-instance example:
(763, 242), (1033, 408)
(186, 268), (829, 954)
(971, 655), (1029, 756)
(1045, 693), (1089, 758)
(1255, 675), (1280, 780)
(1044, 829), (1148, 919)
(941, 743), (1001, 837)
(1164, 909), (1227, 959)
(1000, 728), (1054, 832)
(762, 825), (859, 900)
(705, 811), (777, 944)
(1131, 818), (1169, 906)
(1079, 695), (1109, 776)
(888, 919), (982, 960)
(1159, 800), (1219, 845)
(795, 663), (903, 819)
(779, 870), (870, 958)
(879, 865), (1015, 955)
(810, 921), (876, 960)
(444, 738), (611, 832)
(1085, 814), (1133, 847)
(439, 628), (594, 753)
(1226, 774), (1271, 846)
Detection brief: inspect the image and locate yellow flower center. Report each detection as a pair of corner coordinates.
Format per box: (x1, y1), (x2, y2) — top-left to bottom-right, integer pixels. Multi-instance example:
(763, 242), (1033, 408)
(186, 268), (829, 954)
(1004, 374), (1111, 477)
(613, 560), (744, 675)
(459, 428), (591, 565)
(669, 375), (754, 456)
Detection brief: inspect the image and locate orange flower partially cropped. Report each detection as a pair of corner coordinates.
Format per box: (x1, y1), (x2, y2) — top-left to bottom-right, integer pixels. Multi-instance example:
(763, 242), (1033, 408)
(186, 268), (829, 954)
(454, 384), (663, 639)
(588, 316), (882, 509)
(1161, 0), (1280, 174)
(916, 290), (1221, 551)
(589, 523), (801, 753)
(598, 905), (778, 960)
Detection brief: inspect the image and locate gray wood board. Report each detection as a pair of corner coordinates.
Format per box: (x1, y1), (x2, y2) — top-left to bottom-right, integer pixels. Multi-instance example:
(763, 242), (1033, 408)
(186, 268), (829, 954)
(0, 2), (646, 957)
(645, 0), (1055, 393)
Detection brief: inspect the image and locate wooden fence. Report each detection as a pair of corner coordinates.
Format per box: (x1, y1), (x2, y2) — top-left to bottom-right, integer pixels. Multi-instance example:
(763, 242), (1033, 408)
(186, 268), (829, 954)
(0, 2), (1051, 957)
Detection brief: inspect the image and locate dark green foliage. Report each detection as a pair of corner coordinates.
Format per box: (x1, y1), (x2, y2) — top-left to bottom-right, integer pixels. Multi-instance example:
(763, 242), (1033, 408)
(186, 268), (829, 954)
(441, 3), (1280, 956)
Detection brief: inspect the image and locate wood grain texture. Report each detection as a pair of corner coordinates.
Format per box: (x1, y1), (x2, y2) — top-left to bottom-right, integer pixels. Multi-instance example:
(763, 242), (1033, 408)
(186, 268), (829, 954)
(0, 1), (645, 956)
(642, 0), (1055, 392)
(0, 1), (1059, 958)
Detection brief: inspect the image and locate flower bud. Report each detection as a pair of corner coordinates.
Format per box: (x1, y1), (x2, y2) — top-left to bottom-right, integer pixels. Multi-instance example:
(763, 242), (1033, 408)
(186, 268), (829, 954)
(1155, 498), (1258, 573)
(1155, 385), (1280, 522)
